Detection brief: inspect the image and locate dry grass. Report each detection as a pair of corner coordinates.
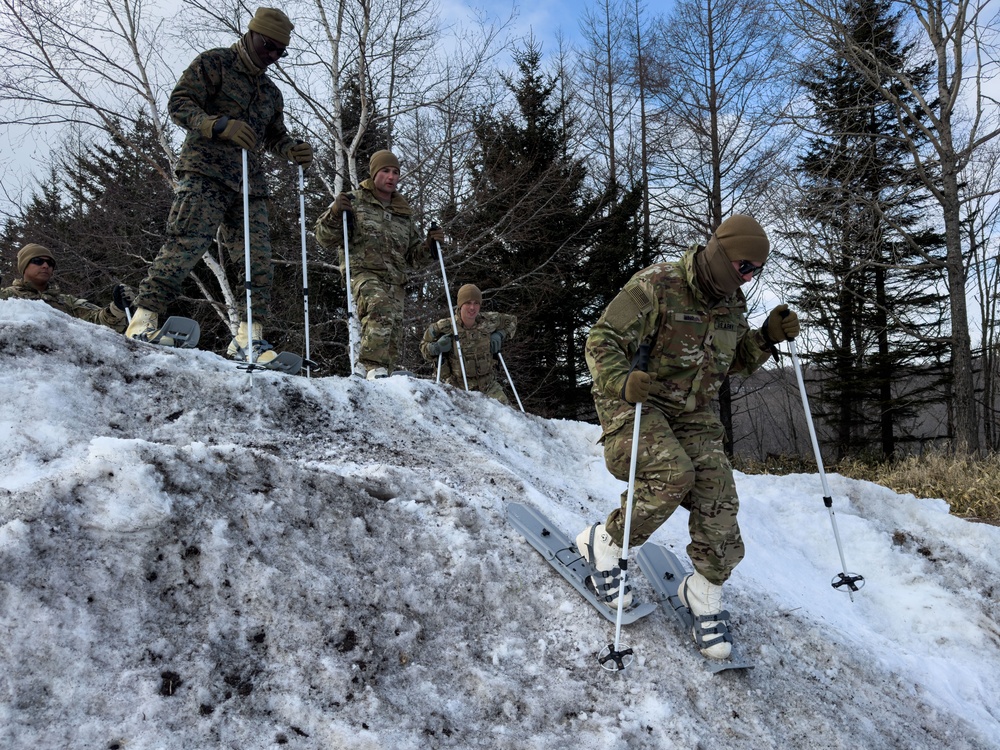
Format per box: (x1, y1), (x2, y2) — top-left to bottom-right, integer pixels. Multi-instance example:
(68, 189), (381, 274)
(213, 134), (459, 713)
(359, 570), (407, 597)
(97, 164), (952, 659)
(735, 451), (1000, 525)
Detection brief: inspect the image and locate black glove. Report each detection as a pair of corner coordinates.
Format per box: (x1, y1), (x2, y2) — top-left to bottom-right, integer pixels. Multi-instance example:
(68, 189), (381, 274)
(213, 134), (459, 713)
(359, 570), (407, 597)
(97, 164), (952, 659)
(761, 304), (800, 347)
(429, 333), (453, 356)
(112, 283), (135, 313)
(490, 330), (505, 355)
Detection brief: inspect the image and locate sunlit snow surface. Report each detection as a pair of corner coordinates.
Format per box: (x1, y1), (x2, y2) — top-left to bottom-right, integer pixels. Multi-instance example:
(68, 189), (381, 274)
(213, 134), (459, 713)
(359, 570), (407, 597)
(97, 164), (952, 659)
(2, 299), (998, 749)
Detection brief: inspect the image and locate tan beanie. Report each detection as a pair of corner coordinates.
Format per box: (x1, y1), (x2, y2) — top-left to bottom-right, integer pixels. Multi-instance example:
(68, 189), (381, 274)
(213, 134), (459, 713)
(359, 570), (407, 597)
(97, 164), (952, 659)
(248, 7), (294, 46)
(456, 284), (482, 308)
(706, 215), (769, 265)
(369, 149), (400, 176)
(18, 243), (55, 275)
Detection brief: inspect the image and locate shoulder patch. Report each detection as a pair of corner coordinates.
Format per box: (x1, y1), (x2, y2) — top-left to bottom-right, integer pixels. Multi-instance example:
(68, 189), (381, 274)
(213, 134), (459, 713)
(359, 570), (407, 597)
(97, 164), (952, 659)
(604, 283), (654, 330)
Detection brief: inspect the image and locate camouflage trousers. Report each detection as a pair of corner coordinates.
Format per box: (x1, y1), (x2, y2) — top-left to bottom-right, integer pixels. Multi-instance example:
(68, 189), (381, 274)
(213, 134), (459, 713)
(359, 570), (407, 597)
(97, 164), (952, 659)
(135, 173), (273, 324)
(602, 407), (744, 585)
(353, 275), (405, 370)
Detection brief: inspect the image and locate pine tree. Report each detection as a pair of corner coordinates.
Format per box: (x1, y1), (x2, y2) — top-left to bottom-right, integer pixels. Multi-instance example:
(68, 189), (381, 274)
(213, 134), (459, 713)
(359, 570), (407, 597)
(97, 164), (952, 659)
(456, 40), (592, 417)
(792, 0), (949, 459)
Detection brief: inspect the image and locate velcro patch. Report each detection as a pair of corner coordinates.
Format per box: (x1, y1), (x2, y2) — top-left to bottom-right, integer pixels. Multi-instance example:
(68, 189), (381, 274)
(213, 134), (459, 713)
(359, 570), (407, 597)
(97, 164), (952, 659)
(604, 283), (653, 330)
(674, 313), (703, 324)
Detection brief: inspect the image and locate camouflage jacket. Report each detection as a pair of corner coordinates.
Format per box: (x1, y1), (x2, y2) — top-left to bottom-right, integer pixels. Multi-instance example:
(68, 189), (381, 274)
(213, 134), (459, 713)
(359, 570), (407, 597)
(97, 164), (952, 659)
(586, 245), (772, 437)
(314, 180), (428, 287)
(420, 311), (517, 392)
(0, 279), (126, 331)
(169, 43), (298, 196)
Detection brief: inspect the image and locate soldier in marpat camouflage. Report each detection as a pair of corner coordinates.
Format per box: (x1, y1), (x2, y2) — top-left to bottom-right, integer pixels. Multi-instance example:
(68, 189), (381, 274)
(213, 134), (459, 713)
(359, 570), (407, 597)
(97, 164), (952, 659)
(575, 215), (800, 660)
(1, 244), (132, 332)
(420, 284), (517, 404)
(314, 149), (442, 379)
(126, 7), (313, 364)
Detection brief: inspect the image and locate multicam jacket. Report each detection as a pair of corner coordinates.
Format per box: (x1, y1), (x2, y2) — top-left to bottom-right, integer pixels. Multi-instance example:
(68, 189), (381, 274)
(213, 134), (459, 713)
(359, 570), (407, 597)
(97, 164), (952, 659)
(169, 44), (298, 196)
(586, 245), (773, 437)
(420, 311), (517, 392)
(0, 279), (126, 331)
(314, 180), (428, 287)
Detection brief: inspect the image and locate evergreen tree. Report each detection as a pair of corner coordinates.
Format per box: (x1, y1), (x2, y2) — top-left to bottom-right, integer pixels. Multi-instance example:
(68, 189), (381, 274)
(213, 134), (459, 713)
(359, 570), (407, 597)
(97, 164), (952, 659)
(456, 40), (593, 417)
(56, 112), (174, 298)
(791, 0), (949, 459)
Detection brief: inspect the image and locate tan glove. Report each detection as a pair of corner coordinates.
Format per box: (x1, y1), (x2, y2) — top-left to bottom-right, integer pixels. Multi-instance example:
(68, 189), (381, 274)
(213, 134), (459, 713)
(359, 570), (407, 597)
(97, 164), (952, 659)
(287, 141), (313, 168)
(761, 304), (800, 346)
(623, 370), (652, 404)
(217, 119), (256, 151)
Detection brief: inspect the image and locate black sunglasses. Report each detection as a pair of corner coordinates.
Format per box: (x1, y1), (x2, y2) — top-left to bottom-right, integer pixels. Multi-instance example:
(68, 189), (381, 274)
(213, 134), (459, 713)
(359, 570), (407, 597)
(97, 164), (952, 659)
(29, 257), (56, 268)
(738, 259), (764, 278)
(260, 37), (288, 58)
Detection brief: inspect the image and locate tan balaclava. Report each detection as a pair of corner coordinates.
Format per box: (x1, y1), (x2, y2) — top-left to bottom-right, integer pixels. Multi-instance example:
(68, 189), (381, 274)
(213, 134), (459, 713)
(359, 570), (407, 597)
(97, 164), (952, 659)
(456, 284), (482, 308)
(18, 243), (55, 275)
(369, 149), (401, 178)
(694, 215), (769, 301)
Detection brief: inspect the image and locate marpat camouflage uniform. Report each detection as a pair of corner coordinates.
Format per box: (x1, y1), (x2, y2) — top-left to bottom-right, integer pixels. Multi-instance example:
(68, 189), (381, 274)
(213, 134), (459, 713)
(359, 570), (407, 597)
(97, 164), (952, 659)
(1, 279), (126, 331)
(134, 42), (298, 324)
(420, 311), (517, 403)
(315, 180), (429, 371)
(586, 246), (773, 585)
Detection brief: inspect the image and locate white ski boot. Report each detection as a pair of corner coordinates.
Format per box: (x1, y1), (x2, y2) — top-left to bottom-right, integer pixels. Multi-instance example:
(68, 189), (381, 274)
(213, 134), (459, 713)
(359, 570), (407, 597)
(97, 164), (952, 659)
(228, 322), (277, 365)
(575, 523), (633, 609)
(365, 366), (389, 380)
(678, 571), (732, 659)
(125, 307), (165, 344)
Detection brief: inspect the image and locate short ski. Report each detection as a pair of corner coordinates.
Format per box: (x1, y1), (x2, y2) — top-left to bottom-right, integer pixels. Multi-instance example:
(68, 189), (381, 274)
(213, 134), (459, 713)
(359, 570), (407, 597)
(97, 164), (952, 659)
(145, 316), (200, 349)
(506, 502), (657, 625)
(635, 543), (754, 673)
(237, 350), (304, 374)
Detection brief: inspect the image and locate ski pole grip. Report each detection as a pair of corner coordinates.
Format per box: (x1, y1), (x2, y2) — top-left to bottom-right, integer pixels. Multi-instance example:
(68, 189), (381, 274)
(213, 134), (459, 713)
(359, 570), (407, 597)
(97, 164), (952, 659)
(636, 343), (651, 372)
(779, 307), (797, 341)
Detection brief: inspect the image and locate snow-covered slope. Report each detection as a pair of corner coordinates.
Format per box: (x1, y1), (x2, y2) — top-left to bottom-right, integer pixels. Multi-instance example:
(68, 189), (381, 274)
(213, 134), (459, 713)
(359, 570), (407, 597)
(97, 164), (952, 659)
(1, 300), (998, 749)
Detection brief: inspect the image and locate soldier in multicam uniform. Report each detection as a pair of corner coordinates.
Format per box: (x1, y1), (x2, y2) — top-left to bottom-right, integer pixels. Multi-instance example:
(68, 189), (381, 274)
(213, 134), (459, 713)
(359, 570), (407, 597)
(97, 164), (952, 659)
(2, 244), (132, 331)
(126, 7), (313, 364)
(576, 215), (800, 660)
(420, 284), (517, 404)
(314, 149), (443, 379)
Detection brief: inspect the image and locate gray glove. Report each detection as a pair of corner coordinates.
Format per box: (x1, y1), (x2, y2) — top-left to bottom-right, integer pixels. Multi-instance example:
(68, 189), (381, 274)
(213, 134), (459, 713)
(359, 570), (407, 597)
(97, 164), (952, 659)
(429, 333), (453, 356)
(490, 330), (505, 355)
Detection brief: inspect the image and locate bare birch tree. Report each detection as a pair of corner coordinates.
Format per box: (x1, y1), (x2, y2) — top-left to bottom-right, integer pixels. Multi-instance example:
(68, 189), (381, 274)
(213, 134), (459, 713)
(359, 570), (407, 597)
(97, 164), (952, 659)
(0, 0), (177, 181)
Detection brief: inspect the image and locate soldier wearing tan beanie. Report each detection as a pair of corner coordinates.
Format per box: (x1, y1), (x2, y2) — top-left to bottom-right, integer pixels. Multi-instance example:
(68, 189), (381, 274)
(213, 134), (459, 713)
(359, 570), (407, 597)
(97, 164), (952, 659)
(1, 243), (131, 331)
(314, 148), (445, 379)
(575, 214), (799, 661)
(126, 7), (312, 363)
(420, 283), (517, 404)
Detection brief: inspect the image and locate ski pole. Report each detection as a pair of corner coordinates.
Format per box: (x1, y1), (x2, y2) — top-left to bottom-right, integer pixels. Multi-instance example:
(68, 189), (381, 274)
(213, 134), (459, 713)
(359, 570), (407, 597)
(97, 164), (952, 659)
(787, 337), (865, 600)
(298, 164), (312, 377)
(342, 210), (362, 374)
(496, 352), (525, 412)
(241, 148), (256, 369)
(430, 222), (469, 391)
(600, 343), (650, 672)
